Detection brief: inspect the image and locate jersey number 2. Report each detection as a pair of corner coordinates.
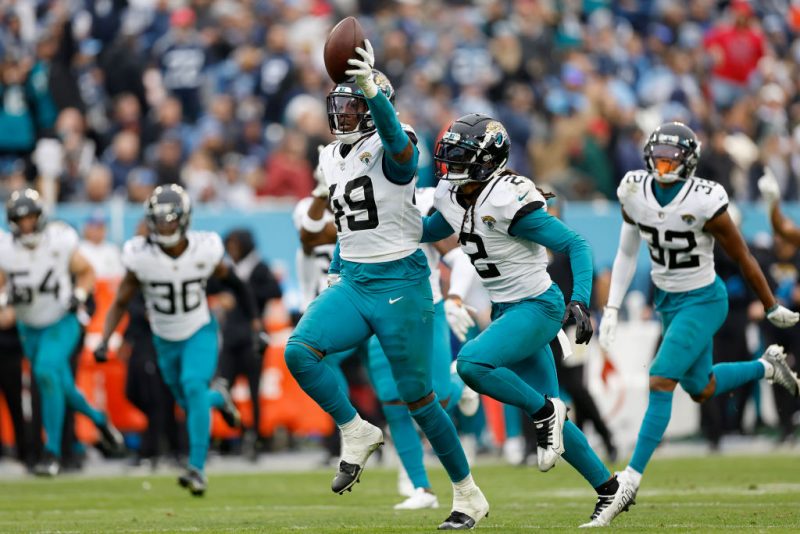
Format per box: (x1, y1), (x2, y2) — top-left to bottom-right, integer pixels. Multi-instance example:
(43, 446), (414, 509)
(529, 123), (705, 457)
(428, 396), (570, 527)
(329, 176), (379, 232)
(637, 224), (700, 269)
(459, 233), (501, 279)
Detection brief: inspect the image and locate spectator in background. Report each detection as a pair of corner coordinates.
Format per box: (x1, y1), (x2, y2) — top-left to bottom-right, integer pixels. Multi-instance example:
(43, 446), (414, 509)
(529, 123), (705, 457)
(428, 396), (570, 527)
(181, 149), (218, 203)
(755, 235), (800, 443)
(152, 7), (207, 123)
(78, 212), (124, 281)
(257, 131), (313, 199)
(704, 0), (767, 108)
(151, 132), (184, 187)
(103, 130), (141, 194)
(55, 108), (97, 202)
(0, 57), (37, 164)
(127, 166), (156, 203)
(0, 299), (42, 470)
(215, 229), (282, 460)
(84, 164), (113, 203)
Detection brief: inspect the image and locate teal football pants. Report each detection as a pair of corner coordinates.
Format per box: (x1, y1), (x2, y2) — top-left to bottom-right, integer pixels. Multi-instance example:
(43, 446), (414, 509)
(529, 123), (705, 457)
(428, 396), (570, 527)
(18, 313), (106, 457)
(153, 318), (225, 474)
(286, 277), (471, 483)
(456, 284), (611, 488)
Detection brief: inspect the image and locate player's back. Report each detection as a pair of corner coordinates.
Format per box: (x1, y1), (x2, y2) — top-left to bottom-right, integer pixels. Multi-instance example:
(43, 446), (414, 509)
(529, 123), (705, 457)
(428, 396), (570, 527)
(122, 230), (224, 341)
(320, 127), (422, 265)
(0, 222), (78, 327)
(617, 170), (729, 293)
(433, 172), (551, 303)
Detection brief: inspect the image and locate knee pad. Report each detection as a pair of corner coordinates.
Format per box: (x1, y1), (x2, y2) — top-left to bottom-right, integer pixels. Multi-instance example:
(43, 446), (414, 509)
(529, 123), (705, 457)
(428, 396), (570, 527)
(34, 367), (58, 392)
(284, 341), (319, 375)
(456, 359), (492, 390)
(180, 380), (206, 401)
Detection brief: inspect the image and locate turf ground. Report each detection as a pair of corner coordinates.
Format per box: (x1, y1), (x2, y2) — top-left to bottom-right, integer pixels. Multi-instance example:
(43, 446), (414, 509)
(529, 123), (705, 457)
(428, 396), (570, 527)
(0, 455), (798, 533)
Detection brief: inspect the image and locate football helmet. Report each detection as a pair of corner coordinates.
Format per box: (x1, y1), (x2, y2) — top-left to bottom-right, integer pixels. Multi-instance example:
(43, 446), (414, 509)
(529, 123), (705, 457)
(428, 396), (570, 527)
(145, 184), (191, 248)
(326, 69), (394, 144)
(644, 122), (701, 184)
(434, 113), (510, 186)
(6, 188), (46, 247)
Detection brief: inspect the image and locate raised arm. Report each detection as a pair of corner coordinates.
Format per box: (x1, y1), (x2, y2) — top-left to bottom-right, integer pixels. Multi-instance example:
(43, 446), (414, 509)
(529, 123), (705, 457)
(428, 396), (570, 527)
(758, 172), (800, 246)
(346, 40), (418, 184)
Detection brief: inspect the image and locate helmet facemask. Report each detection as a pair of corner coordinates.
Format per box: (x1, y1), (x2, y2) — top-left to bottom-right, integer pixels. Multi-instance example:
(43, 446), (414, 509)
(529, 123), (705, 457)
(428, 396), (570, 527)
(326, 71), (395, 145)
(7, 190), (46, 248)
(434, 129), (508, 187)
(145, 185), (191, 248)
(326, 91), (373, 144)
(644, 123), (700, 184)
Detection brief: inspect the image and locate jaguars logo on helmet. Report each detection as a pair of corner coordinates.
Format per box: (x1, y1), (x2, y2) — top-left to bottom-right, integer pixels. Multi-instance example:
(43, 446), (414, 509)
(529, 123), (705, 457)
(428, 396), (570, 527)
(434, 113), (511, 186)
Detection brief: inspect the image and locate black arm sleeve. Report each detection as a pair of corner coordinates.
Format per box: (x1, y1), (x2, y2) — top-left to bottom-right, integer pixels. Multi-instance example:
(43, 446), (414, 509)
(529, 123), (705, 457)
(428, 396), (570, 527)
(220, 268), (259, 321)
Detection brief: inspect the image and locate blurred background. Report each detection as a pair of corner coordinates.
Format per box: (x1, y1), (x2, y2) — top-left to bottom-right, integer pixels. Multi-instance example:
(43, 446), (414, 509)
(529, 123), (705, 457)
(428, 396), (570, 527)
(0, 0), (799, 475)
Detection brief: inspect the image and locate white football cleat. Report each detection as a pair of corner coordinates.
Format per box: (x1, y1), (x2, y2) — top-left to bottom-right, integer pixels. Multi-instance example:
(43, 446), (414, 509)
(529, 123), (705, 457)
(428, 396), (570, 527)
(761, 344), (800, 397)
(438, 482), (489, 530)
(331, 419), (384, 494)
(397, 465), (415, 498)
(394, 487), (440, 510)
(535, 398), (567, 472)
(502, 436), (525, 466)
(579, 476), (636, 528)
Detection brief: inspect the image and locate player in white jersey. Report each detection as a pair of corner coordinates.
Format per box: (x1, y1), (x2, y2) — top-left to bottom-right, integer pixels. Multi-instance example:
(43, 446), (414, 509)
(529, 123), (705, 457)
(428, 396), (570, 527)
(295, 179), (480, 510)
(0, 189), (123, 477)
(95, 184), (266, 496)
(599, 122), (800, 508)
(422, 113), (634, 527)
(285, 40), (488, 530)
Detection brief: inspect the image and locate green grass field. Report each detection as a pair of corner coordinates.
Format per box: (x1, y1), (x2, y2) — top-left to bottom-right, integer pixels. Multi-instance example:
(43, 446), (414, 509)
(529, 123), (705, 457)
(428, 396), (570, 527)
(0, 455), (798, 533)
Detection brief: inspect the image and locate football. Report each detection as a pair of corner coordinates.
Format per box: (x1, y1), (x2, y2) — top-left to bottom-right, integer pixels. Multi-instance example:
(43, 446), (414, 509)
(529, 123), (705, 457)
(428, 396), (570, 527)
(323, 16), (366, 84)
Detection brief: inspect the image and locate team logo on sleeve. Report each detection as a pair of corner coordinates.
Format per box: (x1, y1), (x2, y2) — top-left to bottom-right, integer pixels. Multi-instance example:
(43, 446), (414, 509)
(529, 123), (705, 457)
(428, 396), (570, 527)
(681, 214), (696, 225)
(481, 215), (496, 230)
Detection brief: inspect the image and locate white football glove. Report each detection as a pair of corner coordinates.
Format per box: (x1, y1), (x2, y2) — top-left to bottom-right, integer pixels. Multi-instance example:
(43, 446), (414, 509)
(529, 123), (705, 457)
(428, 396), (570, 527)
(345, 39), (377, 98)
(758, 169), (781, 207)
(444, 297), (476, 343)
(598, 307), (618, 352)
(766, 304), (799, 328)
(327, 273), (341, 288)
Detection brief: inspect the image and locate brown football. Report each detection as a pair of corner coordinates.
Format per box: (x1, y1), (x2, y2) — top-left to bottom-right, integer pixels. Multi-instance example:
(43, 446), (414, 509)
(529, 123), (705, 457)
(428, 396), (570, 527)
(323, 16), (366, 84)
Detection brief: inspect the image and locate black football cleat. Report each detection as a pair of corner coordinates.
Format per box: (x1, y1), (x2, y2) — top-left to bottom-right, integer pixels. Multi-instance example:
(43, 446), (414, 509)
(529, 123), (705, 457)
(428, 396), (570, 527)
(33, 451), (61, 478)
(211, 378), (241, 428)
(178, 467), (207, 496)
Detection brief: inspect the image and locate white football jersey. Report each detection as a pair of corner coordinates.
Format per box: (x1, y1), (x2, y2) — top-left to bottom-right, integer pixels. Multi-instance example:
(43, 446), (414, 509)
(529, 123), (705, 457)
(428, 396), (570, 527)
(122, 231), (224, 341)
(292, 197), (336, 310)
(434, 173), (552, 303)
(618, 170), (729, 293)
(319, 126), (422, 263)
(415, 187), (443, 304)
(0, 222), (79, 327)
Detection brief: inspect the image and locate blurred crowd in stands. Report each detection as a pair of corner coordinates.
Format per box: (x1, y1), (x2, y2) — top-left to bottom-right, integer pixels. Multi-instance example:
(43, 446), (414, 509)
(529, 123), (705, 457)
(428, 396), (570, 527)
(0, 0), (798, 205)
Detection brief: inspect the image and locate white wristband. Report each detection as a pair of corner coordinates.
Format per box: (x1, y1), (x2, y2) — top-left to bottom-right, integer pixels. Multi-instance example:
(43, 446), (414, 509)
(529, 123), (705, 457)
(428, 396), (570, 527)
(301, 212), (328, 234)
(74, 287), (88, 303)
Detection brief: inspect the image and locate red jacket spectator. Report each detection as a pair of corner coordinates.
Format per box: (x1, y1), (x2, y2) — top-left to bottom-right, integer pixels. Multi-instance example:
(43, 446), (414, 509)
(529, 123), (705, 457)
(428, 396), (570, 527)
(257, 131), (313, 199)
(703, 1), (766, 85)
